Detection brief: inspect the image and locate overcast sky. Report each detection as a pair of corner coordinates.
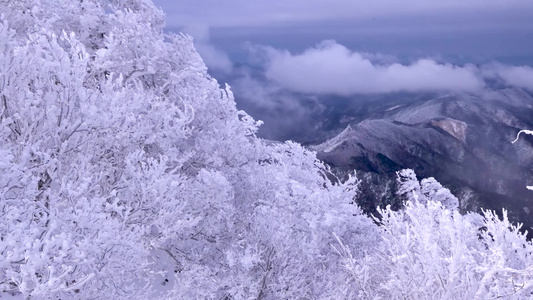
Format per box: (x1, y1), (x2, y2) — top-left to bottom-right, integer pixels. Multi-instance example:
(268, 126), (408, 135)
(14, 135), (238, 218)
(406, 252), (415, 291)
(155, 1), (533, 28)
(152, 0), (533, 139)
(153, 0), (533, 79)
(154, 0), (533, 56)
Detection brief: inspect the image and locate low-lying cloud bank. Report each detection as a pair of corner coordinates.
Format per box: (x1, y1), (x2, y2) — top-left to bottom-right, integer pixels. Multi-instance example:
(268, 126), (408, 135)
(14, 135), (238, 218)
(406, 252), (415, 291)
(483, 64), (533, 92)
(259, 41), (533, 95)
(183, 25), (233, 74)
(206, 40), (533, 141)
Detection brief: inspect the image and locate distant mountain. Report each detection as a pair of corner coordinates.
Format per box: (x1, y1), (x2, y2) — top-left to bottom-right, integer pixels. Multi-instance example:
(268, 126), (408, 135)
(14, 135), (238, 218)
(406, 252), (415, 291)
(312, 88), (533, 232)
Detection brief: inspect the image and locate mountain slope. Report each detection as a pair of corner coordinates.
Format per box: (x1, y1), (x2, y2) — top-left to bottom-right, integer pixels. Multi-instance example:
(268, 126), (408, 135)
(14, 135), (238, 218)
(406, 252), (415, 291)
(314, 88), (533, 229)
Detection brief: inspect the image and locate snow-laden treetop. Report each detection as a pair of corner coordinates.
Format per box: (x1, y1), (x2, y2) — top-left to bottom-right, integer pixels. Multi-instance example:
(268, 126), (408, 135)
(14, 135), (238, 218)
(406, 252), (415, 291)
(1, 1), (532, 299)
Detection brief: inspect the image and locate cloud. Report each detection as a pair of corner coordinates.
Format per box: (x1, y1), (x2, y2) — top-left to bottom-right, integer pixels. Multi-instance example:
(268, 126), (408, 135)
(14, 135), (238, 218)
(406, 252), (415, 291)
(194, 43), (233, 74)
(228, 66), (325, 142)
(156, 1), (533, 73)
(261, 41), (484, 95)
(182, 25), (233, 74)
(484, 64), (533, 92)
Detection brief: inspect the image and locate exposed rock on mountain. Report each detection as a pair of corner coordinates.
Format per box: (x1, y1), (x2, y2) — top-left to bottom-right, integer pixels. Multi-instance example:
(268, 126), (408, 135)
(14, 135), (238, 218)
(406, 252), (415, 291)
(430, 118), (467, 143)
(314, 88), (533, 231)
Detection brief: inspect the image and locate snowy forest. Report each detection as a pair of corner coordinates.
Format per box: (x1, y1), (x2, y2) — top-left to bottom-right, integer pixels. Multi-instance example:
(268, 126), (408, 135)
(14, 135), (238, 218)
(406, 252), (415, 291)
(0, 0), (532, 299)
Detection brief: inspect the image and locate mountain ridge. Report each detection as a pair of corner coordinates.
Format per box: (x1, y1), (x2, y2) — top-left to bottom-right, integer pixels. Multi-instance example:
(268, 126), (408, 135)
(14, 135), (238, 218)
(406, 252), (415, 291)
(313, 87), (533, 231)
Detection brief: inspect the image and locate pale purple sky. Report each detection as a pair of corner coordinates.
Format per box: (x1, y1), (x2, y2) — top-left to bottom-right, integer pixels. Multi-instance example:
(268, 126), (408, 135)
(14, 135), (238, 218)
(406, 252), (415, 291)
(154, 0), (533, 29)
(154, 2), (531, 94)
(152, 0), (533, 139)
(154, 0), (533, 92)
(152, 0), (533, 68)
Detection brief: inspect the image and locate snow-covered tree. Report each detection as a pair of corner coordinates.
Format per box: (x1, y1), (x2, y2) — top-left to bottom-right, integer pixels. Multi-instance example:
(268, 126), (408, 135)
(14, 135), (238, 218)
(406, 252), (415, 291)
(0, 1), (375, 298)
(334, 168), (533, 299)
(395, 169), (458, 210)
(420, 177), (459, 210)
(395, 168), (423, 203)
(2, 1), (532, 299)
(338, 200), (533, 299)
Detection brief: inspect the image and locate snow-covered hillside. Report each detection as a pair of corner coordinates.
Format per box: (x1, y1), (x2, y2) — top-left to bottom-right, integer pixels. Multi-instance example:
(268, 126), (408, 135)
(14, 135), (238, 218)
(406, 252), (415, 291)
(0, 1), (532, 299)
(316, 90), (533, 229)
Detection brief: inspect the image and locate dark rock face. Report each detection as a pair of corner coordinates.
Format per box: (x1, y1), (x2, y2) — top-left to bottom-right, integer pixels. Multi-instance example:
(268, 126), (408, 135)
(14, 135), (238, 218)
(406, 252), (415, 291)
(313, 88), (533, 232)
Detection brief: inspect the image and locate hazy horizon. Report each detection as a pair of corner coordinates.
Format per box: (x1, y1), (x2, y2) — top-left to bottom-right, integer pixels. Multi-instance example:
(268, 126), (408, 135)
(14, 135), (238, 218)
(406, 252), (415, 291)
(153, 0), (533, 140)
